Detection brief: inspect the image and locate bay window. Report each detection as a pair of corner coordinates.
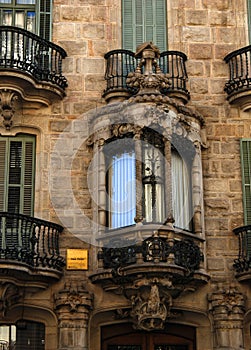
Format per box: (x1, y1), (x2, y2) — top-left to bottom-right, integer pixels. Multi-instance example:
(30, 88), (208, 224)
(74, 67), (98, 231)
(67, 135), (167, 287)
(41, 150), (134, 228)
(104, 127), (194, 231)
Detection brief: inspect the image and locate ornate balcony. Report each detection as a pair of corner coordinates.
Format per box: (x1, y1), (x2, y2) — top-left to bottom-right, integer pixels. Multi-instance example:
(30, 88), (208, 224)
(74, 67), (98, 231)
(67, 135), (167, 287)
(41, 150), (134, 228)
(0, 26), (67, 128)
(233, 224), (251, 282)
(224, 45), (251, 111)
(0, 211), (65, 289)
(103, 45), (190, 104)
(90, 223), (209, 331)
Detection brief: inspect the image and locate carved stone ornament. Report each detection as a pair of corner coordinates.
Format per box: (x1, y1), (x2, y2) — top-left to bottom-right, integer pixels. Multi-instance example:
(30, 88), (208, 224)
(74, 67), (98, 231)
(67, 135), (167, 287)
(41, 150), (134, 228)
(208, 284), (245, 350)
(54, 280), (93, 326)
(0, 282), (21, 317)
(126, 42), (170, 99)
(0, 89), (20, 129)
(130, 283), (171, 331)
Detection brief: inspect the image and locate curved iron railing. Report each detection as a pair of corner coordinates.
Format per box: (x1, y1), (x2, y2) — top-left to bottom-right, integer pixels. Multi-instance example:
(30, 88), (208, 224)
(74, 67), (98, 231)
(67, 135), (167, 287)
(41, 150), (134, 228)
(159, 51), (189, 95)
(103, 49), (189, 98)
(0, 26), (67, 89)
(233, 224), (251, 273)
(224, 45), (251, 95)
(98, 236), (203, 275)
(0, 212), (65, 271)
(103, 49), (137, 95)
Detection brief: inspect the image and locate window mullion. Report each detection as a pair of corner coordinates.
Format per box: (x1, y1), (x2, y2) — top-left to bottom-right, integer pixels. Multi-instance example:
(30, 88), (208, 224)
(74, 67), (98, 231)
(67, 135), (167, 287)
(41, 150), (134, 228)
(164, 139), (172, 221)
(134, 133), (143, 223)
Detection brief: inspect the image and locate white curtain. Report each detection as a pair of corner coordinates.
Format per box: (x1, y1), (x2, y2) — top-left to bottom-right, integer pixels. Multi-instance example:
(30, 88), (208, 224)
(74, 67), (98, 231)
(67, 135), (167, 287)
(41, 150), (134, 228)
(109, 151), (136, 229)
(172, 150), (191, 230)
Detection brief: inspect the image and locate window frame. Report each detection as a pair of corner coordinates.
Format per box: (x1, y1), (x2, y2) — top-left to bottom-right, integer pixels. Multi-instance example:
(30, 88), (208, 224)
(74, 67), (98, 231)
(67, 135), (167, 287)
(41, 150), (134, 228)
(0, 0), (52, 40)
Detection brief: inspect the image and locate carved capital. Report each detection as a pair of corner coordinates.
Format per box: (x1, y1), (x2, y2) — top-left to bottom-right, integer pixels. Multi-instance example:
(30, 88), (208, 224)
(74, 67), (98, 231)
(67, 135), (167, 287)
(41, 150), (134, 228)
(208, 284), (246, 318)
(54, 280), (93, 325)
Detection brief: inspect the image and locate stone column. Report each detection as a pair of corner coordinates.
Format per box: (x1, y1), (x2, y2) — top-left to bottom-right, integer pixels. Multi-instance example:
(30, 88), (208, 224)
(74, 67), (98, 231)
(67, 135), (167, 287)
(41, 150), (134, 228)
(208, 284), (245, 350)
(54, 280), (93, 350)
(192, 142), (204, 235)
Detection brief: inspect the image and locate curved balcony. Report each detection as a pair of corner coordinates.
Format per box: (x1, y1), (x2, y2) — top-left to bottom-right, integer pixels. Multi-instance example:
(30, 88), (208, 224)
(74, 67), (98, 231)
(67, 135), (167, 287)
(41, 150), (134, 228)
(90, 224), (209, 294)
(224, 45), (251, 111)
(0, 26), (67, 111)
(90, 224), (209, 330)
(103, 49), (190, 104)
(233, 224), (251, 282)
(0, 212), (65, 290)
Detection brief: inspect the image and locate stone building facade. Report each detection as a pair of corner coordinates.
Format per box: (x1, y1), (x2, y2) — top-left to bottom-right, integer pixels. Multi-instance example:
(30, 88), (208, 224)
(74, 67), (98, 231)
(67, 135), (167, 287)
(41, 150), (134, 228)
(0, 0), (251, 349)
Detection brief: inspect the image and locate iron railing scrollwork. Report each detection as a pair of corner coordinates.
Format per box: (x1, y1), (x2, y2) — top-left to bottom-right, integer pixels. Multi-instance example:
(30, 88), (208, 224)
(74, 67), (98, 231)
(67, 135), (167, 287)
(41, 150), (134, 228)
(99, 236), (203, 274)
(224, 45), (251, 95)
(0, 212), (65, 271)
(233, 225), (251, 273)
(0, 26), (67, 89)
(103, 49), (189, 98)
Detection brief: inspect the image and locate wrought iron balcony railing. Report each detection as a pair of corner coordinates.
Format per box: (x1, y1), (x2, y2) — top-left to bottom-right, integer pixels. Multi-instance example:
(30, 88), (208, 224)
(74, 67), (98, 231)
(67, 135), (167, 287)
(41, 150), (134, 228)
(233, 224), (251, 277)
(98, 236), (203, 276)
(0, 26), (67, 89)
(103, 49), (190, 103)
(224, 45), (251, 111)
(0, 212), (65, 271)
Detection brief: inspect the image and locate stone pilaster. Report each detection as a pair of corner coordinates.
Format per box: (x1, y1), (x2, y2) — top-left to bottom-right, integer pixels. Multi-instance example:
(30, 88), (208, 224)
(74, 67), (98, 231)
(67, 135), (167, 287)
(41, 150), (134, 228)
(208, 284), (245, 350)
(54, 280), (93, 350)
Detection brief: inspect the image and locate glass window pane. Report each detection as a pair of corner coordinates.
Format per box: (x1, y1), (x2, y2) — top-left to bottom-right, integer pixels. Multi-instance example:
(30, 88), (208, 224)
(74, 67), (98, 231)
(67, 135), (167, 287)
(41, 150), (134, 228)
(15, 10), (24, 28)
(3, 10), (12, 26)
(17, 0), (36, 4)
(109, 151), (136, 228)
(27, 11), (35, 32)
(0, 0), (11, 3)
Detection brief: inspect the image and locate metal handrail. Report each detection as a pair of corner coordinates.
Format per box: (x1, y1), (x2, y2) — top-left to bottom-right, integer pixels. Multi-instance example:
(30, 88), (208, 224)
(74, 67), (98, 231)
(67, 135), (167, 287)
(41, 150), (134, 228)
(0, 26), (67, 89)
(0, 211), (65, 271)
(224, 45), (251, 95)
(233, 224), (251, 273)
(103, 49), (190, 97)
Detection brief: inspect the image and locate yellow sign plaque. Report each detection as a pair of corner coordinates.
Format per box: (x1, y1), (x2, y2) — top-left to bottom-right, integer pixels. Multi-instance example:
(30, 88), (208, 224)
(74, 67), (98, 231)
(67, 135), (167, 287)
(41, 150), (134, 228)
(66, 249), (88, 270)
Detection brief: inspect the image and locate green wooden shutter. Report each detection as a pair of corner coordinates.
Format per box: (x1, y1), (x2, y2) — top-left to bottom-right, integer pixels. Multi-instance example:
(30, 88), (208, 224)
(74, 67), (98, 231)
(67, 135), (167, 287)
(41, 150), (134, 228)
(0, 135), (35, 216)
(240, 139), (251, 225)
(0, 140), (7, 212)
(248, 0), (251, 44)
(122, 0), (167, 52)
(37, 0), (52, 40)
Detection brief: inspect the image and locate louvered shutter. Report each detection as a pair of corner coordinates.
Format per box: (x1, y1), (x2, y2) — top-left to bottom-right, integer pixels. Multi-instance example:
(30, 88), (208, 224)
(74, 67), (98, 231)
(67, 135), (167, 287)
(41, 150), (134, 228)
(122, 0), (167, 52)
(0, 140), (7, 212)
(0, 135), (35, 216)
(122, 0), (135, 51)
(248, 0), (251, 43)
(38, 0), (52, 40)
(240, 139), (251, 225)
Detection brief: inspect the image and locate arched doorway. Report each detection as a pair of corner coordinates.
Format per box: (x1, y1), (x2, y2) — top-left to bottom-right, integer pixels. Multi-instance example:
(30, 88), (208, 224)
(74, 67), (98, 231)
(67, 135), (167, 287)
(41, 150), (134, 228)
(102, 323), (196, 350)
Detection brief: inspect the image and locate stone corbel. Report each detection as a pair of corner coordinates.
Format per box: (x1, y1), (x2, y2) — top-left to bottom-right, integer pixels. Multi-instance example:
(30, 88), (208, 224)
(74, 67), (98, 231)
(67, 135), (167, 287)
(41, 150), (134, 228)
(0, 282), (21, 317)
(0, 89), (20, 130)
